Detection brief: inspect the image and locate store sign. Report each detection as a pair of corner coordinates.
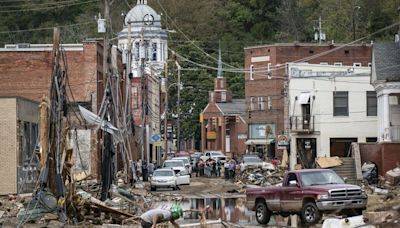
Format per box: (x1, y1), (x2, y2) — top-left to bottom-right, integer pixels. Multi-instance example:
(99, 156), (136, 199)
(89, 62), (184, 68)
(305, 140), (311, 149)
(237, 134), (247, 139)
(277, 135), (289, 146)
(248, 124), (275, 139)
(207, 131), (217, 140)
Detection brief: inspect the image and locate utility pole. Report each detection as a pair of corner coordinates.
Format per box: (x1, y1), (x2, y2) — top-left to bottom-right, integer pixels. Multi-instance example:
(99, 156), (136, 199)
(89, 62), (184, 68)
(175, 60), (181, 153)
(125, 22), (132, 130)
(140, 28), (146, 161)
(318, 16), (322, 45)
(100, 0), (114, 201)
(353, 6), (361, 41)
(163, 63), (168, 161)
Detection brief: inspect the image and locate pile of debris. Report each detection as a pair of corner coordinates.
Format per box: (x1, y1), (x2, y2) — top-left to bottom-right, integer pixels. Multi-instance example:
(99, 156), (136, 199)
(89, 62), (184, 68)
(360, 165), (400, 226)
(0, 180), (157, 227)
(234, 164), (284, 188)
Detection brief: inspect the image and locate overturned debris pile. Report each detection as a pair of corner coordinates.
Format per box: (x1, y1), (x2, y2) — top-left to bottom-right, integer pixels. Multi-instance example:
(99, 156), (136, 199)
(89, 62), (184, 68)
(235, 165), (284, 187)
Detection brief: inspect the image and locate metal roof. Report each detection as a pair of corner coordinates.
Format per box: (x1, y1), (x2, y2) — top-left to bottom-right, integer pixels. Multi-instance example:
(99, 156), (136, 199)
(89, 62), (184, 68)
(216, 99), (246, 118)
(372, 42), (400, 82)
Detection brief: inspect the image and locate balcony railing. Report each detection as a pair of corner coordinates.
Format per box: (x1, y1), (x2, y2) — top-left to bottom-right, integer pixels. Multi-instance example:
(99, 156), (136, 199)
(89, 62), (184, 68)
(290, 115), (315, 132)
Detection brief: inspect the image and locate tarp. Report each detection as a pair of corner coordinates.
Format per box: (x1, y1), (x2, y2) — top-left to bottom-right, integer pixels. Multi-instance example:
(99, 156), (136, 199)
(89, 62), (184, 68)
(78, 105), (122, 142)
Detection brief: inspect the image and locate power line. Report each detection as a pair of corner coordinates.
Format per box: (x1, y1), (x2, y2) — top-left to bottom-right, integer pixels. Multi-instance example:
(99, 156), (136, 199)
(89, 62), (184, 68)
(1, 0), (88, 9)
(0, 22), (95, 34)
(0, 0), (98, 13)
(156, 0), (239, 70)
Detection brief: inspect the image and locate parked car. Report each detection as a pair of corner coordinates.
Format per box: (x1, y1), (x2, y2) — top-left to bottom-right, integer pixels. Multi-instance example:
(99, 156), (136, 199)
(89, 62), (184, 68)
(246, 169), (367, 226)
(200, 151), (227, 163)
(162, 160), (190, 176)
(172, 157), (192, 174)
(241, 156), (274, 170)
(150, 168), (190, 191)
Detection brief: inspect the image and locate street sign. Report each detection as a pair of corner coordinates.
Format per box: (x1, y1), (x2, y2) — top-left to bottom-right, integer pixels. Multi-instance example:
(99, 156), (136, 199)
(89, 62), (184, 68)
(154, 141), (162, 146)
(151, 134), (161, 142)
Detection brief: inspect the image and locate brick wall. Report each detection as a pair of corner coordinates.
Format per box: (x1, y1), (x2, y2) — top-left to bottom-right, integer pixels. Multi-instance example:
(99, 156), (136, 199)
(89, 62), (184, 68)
(0, 41), (106, 179)
(0, 42), (101, 103)
(0, 98), (17, 195)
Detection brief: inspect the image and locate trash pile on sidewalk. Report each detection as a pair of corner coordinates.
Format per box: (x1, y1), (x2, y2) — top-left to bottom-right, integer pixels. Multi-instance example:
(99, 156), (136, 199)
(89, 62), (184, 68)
(234, 163), (284, 188)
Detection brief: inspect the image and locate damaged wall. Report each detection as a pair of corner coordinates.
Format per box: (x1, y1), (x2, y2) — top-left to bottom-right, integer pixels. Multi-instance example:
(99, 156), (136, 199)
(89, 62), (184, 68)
(359, 143), (400, 176)
(70, 129), (91, 175)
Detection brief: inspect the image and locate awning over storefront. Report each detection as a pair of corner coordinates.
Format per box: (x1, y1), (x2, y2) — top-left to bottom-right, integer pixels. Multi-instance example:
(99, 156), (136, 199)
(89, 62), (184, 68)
(298, 92), (310, 104)
(245, 139), (275, 145)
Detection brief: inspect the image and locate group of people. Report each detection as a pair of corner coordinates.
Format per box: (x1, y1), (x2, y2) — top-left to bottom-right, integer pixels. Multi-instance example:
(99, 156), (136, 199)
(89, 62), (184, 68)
(192, 158), (242, 180)
(193, 158), (222, 177)
(129, 159), (157, 185)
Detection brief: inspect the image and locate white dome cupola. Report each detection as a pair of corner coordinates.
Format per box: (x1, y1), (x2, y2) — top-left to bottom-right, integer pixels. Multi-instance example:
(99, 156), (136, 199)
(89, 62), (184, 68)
(118, 0), (168, 77)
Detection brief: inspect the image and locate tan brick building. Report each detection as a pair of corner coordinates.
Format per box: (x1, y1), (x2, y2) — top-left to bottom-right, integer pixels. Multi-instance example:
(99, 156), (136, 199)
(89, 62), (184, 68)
(0, 97), (38, 195)
(244, 43), (372, 159)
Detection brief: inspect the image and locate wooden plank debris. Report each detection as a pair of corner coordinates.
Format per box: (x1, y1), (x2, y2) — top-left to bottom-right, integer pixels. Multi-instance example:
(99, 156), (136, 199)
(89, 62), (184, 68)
(316, 156), (343, 168)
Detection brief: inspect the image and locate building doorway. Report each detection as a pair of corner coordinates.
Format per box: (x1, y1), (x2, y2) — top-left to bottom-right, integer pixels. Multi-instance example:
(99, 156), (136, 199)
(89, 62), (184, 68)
(296, 138), (317, 168)
(330, 138), (358, 157)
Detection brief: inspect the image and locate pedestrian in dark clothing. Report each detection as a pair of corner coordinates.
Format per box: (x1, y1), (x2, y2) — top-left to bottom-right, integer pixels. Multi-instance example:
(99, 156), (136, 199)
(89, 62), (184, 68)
(194, 161), (199, 177)
(216, 160), (221, 177)
(199, 160), (205, 177)
(224, 162), (229, 180)
(142, 161), (148, 182)
(212, 161), (217, 177)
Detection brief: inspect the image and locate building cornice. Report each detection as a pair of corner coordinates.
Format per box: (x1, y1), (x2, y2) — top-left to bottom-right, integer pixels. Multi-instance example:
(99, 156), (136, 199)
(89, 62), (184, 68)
(373, 81), (400, 96)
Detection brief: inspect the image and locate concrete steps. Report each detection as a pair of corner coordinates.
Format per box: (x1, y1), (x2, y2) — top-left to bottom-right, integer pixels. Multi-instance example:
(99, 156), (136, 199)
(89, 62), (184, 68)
(331, 157), (359, 185)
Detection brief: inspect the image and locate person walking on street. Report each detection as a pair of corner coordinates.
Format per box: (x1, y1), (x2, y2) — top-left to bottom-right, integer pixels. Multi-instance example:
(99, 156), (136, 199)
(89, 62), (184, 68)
(142, 161), (149, 182)
(216, 159), (221, 177)
(224, 161), (229, 180)
(140, 204), (182, 228)
(136, 159), (142, 180)
(199, 160), (205, 177)
(147, 162), (155, 177)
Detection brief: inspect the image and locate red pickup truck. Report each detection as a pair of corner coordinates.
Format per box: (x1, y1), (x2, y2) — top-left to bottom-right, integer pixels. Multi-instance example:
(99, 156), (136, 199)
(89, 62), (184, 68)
(246, 169), (367, 225)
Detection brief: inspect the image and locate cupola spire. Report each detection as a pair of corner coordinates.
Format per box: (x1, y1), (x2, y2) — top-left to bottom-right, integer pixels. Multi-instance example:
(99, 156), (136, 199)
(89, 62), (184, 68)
(217, 41), (223, 78)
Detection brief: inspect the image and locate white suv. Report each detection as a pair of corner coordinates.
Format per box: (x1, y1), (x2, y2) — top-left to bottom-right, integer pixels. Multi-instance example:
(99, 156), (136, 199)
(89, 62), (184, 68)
(172, 157), (192, 174)
(162, 160), (190, 176)
(201, 151), (227, 164)
(150, 168), (190, 191)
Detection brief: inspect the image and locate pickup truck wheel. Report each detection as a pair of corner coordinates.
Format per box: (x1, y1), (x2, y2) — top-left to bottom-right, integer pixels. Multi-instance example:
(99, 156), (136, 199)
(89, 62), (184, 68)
(255, 201), (271, 224)
(301, 202), (321, 225)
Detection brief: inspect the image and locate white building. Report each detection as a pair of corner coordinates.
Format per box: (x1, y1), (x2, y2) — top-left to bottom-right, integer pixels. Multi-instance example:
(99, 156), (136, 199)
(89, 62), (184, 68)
(288, 63), (377, 168)
(371, 42), (400, 142)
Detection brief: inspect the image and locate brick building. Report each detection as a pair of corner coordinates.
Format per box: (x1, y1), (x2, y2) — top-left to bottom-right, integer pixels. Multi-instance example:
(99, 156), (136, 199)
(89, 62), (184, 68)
(200, 76), (247, 159)
(244, 43), (372, 159)
(0, 40), (124, 179)
(0, 97), (38, 195)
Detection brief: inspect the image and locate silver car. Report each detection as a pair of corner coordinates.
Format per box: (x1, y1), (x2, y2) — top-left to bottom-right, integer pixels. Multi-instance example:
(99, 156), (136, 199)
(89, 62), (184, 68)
(150, 168), (190, 191)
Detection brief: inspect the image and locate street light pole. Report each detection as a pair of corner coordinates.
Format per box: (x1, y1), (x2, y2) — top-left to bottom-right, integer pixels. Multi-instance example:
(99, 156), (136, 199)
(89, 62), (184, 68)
(353, 6), (361, 41)
(175, 60), (181, 153)
(163, 63), (168, 161)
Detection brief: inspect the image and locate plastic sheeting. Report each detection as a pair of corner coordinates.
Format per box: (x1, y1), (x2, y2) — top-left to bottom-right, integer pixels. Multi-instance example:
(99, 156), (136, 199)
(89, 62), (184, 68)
(78, 105), (122, 142)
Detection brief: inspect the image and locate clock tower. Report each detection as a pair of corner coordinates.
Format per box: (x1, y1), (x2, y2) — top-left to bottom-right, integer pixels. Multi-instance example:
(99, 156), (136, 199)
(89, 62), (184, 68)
(118, 0), (168, 77)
